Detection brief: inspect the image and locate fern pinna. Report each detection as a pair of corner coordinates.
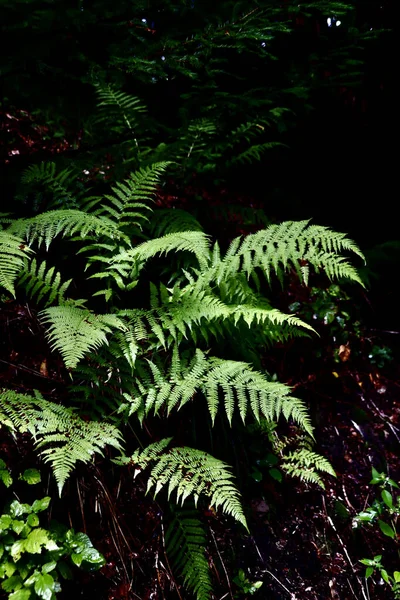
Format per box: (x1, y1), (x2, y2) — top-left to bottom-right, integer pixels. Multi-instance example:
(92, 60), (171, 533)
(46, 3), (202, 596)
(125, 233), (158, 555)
(0, 161), (364, 599)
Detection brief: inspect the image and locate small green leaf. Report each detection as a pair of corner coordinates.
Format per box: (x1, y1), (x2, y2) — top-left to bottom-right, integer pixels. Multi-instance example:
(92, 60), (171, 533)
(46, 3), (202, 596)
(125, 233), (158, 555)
(11, 540), (26, 561)
(269, 468), (282, 482)
(1, 575), (23, 592)
(370, 468), (384, 484)
(24, 528), (58, 554)
(71, 553), (83, 567)
(365, 566), (374, 578)
(0, 561), (17, 578)
(253, 581), (263, 589)
(42, 561), (57, 573)
(20, 469), (41, 485)
(0, 515), (12, 531)
(0, 468), (13, 487)
(11, 520), (25, 535)
(9, 501), (31, 518)
(381, 490), (394, 509)
(31, 497), (51, 514)
(34, 573), (54, 600)
(24, 572), (39, 587)
(360, 559), (375, 566)
(393, 571), (400, 583)
(27, 514), (40, 528)
(378, 520), (395, 539)
(250, 469), (263, 482)
(387, 478), (400, 489)
(9, 590), (32, 600)
(380, 569), (390, 583)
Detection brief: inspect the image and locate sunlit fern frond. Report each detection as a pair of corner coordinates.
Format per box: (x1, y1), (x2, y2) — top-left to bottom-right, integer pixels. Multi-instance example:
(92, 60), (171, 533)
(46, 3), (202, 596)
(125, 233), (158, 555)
(0, 230), (33, 296)
(116, 437), (247, 528)
(121, 349), (313, 435)
(0, 389), (123, 495)
(8, 209), (120, 250)
(281, 449), (336, 489)
(40, 305), (128, 369)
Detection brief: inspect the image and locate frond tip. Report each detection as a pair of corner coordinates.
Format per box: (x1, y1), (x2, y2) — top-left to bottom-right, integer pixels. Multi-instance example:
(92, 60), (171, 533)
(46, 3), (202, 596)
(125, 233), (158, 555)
(116, 438), (248, 529)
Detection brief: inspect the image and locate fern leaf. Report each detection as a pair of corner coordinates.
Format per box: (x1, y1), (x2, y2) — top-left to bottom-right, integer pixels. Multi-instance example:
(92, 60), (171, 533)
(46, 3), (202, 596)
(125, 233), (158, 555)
(111, 231), (211, 272)
(166, 509), (212, 600)
(0, 390), (123, 495)
(8, 210), (120, 249)
(0, 231), (32, 296)
(18, 258), (72, 306)
(21, 162), (79, 209)
(281, 449), (336, 489)
(119, 439), (247, 528)
(94, 84), (146, 133)
(40, 306), (128, 369)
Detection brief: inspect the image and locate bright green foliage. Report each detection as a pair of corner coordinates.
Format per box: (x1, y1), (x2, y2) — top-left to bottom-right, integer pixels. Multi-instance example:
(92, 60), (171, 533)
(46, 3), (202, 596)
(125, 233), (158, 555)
(8, 210), (119, 251)
(354, 469), (400, 598)
(40, 306), (127, 369)
(0, 390), (123, 495)
(121, 349), (313, 434)
(117, 438), (247, 528)
(165, 509), (212, 600)
(0, 466), (105, 599)
(281, 449), (336, 488)
(0, 231), (32, 297)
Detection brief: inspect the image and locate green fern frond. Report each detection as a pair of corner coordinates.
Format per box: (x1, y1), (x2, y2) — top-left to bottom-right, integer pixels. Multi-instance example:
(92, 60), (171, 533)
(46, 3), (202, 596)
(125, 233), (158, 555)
(18, 258), (72, 306)
(206, 220), (364, 287)
(122, 349), (313, 435)
(150, 209), (204, 237)
(21, 162), (79, 209)
(0, 389), (123, 495)
(165, 509), (212, 600)
(281, 449), (336, 489)
(89, 162), (169, 227)
(119, 438), (247, 528)
(8, 209), (120, 250)
(40, 306), (128, 369)
(229, 142), (282, 165)
(111, 231), (211, 271)
(0, 230), (32, 296)
(94, 84), (146, 133)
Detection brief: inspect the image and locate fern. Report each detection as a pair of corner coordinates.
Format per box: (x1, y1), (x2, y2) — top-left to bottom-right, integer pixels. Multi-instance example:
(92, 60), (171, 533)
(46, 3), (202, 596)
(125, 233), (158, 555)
(8, 209), (120, 250)
(40, 305), (128, 369)
(20, 161), (79, 209)
(18, 258), (72, 306)
(120, 349), (313, 434)
(0, 390), (123, 494)
(281, 449), (337, 489)
(116, 438), (247, 528)
(165, 509), (212, 600)
(94, 84), (146, 136)
(0, 230), (32, 296)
